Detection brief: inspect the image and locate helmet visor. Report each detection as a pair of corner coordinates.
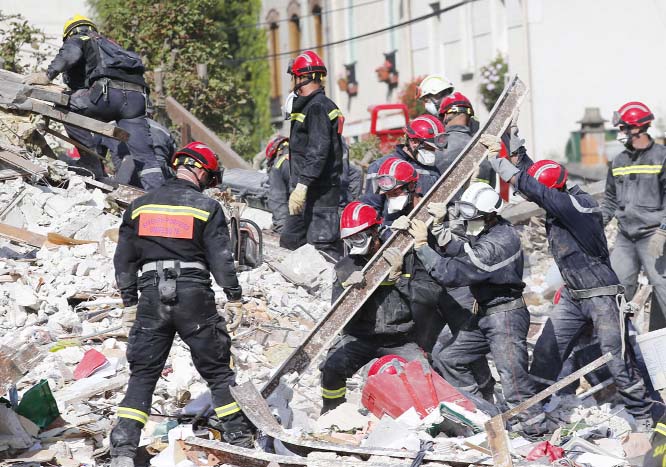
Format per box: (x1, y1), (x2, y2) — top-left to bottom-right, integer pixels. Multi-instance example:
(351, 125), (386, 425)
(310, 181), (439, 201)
(207, 168), (223, 188)
(376, 174), (401, 193)
(612, 111), (622, 127)
(456, 201), (481, 220)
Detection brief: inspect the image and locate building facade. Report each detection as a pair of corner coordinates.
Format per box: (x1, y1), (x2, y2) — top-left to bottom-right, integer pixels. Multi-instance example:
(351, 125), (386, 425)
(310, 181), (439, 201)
(262, 0), (666, 160)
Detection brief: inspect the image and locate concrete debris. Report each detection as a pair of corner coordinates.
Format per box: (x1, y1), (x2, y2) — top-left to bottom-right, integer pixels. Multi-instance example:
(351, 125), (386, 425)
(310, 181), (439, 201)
(0, 143), (662, 467)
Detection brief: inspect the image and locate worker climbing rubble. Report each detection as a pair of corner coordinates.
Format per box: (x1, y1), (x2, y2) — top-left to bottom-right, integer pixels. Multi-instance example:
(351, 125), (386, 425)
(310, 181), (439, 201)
(23, 14), (164, 190)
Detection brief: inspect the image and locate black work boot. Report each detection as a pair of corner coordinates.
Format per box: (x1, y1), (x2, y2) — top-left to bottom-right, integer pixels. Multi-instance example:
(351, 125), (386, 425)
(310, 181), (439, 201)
(478, 378), (496, 403)
(221, 412), (255, 449)
(320, 397), (346, 415)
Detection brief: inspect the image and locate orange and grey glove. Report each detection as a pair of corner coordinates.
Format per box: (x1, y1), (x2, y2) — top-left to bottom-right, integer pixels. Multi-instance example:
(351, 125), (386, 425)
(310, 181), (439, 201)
(23, 71), (51, 85)
(121, 305), (137, 335)
(223, 300), (244, 332)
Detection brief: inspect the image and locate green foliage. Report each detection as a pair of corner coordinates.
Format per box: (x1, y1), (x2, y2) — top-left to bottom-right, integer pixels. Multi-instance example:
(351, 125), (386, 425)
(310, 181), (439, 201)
(398, 75), (426, 119)
(88, 0), (270, 159)
(478, 54), (508, 112)
(0, 11), (49, 72)
(348, 135), (381, 162)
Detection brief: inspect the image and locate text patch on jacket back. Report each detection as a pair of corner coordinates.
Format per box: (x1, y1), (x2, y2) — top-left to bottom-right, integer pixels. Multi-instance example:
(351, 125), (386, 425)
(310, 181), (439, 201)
(138, 213), (194, 239)
(132, 204), (210, 239)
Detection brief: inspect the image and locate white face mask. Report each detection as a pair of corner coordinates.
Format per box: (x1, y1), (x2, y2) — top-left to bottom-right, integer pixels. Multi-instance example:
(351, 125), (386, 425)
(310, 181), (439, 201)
(616, 130), (630, 146)
(283, 92), (297, 120)
(425, 101), (438, 116)
(387, 194), (409, 214)
(417, 149), (436, 166)
(466, 219), (486, 236)
(348, 236), (372, 256)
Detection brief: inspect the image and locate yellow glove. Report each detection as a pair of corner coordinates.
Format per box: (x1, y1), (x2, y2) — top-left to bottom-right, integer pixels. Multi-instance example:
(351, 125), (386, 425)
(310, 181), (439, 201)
(224, 300), (244, 332)
(288, 183), (308, 215)
(408, 219), (429, 249)
(479, 133), (502, 157)
(23, 71), (50, 85)
(383, 247), (404, 281)
(121, 305), (137, 335)
(390, 215), (411, 231)
(427, 202), (448, 225)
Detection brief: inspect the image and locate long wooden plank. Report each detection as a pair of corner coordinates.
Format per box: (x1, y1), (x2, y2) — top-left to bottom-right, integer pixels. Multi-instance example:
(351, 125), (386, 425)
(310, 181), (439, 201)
(249, 75), (527, 400)
(165, 97), (250, 170)
(0, 222), (48, 248)
(0, 150), (47, 177)
(29, 101), (129, 141)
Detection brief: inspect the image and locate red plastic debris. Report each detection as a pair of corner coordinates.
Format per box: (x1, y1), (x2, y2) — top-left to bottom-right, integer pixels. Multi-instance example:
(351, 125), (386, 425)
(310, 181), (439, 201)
(526, 441), (565, 462)
(361, 359), (477, 419)
(73, 349), (108, 380)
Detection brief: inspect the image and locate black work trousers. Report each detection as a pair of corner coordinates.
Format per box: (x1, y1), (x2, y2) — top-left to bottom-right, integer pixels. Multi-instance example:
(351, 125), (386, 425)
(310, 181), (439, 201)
(110, 284), (238, 458)
(66, 86), (164, 190)
(319, 334), (423, 401)
(530, 288), (653, 420)
(280, 184), (343, 260)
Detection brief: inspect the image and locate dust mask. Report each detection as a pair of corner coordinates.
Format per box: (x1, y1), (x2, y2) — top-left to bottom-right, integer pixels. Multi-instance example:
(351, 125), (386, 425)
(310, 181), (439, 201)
(616, 130), (633, 149)
(425, 101), (438, 116)
(283, 92), (297, 120)
(387, 194), (409, 214)
(466, 219), (486, 236)
(347, 236), (372, 256)
(417, 149), (436, 166)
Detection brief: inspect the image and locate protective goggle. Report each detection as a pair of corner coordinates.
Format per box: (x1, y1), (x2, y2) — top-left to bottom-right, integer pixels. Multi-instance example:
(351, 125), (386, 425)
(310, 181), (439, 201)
(612, 111), (623, 127)
(376, 174), (406, 193)
(206, 168), (223, 188)
(344, 232), (368, 248)
(455, 201), (483, 220)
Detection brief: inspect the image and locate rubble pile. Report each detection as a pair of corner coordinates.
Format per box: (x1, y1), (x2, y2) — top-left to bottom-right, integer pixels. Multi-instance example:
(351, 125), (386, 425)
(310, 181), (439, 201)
(0, 170), (658, 467)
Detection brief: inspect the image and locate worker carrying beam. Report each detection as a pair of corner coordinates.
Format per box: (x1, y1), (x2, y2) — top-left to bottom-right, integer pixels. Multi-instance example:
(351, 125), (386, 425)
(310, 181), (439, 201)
(482, 131), (655, 432)
(110, 142), (255, 467)
(23, 14), (165, 190)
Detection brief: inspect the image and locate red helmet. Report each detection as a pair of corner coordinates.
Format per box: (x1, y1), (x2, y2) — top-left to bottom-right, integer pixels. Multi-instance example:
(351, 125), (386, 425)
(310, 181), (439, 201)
(376, 157), (418, 193)
(613, 101), (654, 128)
(340, 201), (382, 239)
(439, 92), (474, 116)
(172, 142), (223, 187)
(368, 355), (408, 377)
(265, 135), (289, 161)
(66, 146), (80, 160)
(405, 114), (444, 142)
(527, 160), (568, 189)
(290, 50), (327, 77)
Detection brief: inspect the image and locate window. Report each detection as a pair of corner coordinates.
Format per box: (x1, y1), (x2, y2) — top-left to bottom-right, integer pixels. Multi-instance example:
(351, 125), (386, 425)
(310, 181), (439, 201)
(312, 4), (324, 56)
(287, 1), (301, 54)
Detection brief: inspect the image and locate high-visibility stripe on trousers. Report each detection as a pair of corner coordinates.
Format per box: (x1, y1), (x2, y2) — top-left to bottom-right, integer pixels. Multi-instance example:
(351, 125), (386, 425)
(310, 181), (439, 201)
(215, 401), (242, 418)
(117, 407), (149, 425)
(321, 386), (346, 399)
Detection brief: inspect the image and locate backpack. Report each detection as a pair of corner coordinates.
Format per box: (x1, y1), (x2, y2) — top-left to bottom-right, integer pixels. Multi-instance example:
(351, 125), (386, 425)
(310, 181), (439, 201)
(89, 31), (145, 77)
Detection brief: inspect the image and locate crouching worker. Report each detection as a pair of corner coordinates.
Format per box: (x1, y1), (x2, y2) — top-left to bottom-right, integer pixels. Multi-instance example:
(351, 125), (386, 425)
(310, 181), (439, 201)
(319, 201), (423, 414)
(110, 142), (255, 467)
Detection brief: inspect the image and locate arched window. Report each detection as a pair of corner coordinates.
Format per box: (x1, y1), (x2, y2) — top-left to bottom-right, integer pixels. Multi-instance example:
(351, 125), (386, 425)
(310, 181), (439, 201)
(312, 3), (324, 57)
(287, 1), (301, 55)
(266, 9), (282, 118)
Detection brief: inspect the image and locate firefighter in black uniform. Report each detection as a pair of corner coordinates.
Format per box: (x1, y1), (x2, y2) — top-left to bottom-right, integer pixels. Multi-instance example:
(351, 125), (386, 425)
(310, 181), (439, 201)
(279, 50), (344, 259)
(23, 14), (163, 190)
(264, 135), (291, 232)
(110, 142), (254, 467)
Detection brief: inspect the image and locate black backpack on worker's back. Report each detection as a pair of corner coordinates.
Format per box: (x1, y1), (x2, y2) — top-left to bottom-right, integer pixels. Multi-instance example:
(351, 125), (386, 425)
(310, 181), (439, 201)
(86, 31), (146, 86)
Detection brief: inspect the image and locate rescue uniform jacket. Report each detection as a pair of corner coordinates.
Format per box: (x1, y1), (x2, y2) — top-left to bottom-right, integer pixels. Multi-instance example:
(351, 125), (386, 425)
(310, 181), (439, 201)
(515, 154), (620, 291)
(288, 88), (343, 190)
(267, 152), (291, 231)
(602, 139), (666, 239)
(47, 31), (147, 90)
(114, 178), (241, 306)
(436, 124), (496, 188)
(147, 118), (176, 168)
(417, 217), (525, 308)
(333, 253), (415, 341)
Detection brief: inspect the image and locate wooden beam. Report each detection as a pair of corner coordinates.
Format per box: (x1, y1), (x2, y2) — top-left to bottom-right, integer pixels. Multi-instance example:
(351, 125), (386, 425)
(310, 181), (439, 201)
(0, 222), (49, 248)
(165, 96), (250, 170)
(29, 101), (129, 141)
(0, 150), (47, 177)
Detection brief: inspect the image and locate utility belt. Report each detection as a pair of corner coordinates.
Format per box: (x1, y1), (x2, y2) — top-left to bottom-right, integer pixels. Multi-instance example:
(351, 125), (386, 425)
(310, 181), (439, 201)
(139, 260), (208, 304)
(90, 78), (146, 103)
(474, 297), (525, 315)
(568, 284), (624, 300)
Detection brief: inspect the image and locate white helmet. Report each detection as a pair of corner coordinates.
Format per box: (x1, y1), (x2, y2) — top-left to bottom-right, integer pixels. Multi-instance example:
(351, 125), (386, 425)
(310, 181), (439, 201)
(417, 74), (454, 100)
(457, 182), (503, 219)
